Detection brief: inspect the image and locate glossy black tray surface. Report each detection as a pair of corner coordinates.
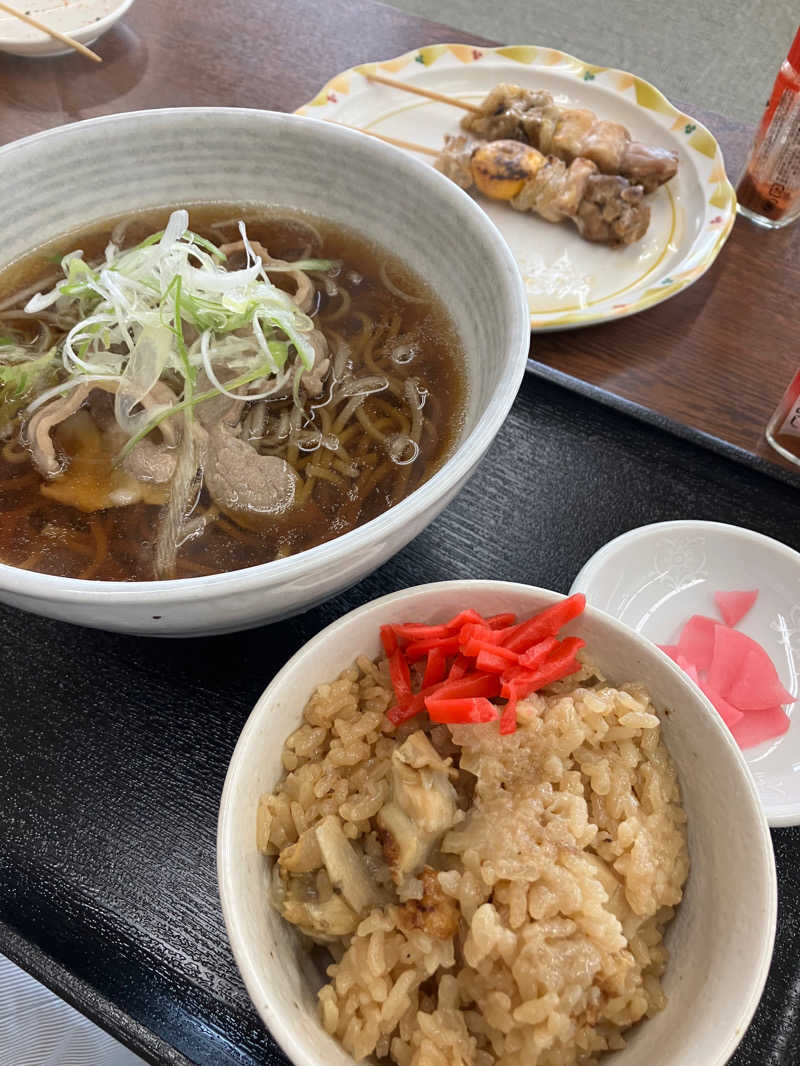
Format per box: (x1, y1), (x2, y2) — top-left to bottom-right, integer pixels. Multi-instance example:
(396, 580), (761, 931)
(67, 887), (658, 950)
(1, 372), (798, 1065)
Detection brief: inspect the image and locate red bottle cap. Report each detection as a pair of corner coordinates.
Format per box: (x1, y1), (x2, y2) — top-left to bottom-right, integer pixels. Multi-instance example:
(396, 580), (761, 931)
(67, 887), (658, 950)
(788, 25), (800, 71)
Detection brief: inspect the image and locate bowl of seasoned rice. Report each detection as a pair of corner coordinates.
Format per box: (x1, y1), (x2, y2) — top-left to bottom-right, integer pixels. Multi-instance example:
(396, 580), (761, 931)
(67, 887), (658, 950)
(218, 581), (776, 1066)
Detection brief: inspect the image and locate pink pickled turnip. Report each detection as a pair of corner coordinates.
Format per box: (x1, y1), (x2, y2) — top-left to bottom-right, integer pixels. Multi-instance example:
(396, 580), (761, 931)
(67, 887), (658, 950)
(676, 654), (700, 684)
(714, 589), (759, 628)
(697, 681), (744, 728)
(676, 615), (717, 674)
(708, 625), (794, 709)
(707, 624), (748, 696)
(662, 590), (795, 752)
(729, 706), (790, 750)
(727, 650), (794, 710)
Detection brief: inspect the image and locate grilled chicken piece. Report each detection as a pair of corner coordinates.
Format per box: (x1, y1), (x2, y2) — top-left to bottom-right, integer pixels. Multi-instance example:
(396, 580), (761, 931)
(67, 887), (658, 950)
(462, 83), (554, 143)
(577, 173), (650, 246)
(377, 801), (430, 881)
(398, 866), (460, 939)
(506, 149), (596, 224)
(434, 134), (476, 189)
(619, 139), (681, 197)
(377, 732), (460, 885)
(281, 894), (359, 940)
(436, 135), (650, 246)
(278, 826), (324, 874)
(461, 82), (678, 193)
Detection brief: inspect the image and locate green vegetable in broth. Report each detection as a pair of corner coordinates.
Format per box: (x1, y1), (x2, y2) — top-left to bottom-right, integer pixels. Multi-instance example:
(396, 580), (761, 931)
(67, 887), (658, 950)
(0, 345), (59, 432)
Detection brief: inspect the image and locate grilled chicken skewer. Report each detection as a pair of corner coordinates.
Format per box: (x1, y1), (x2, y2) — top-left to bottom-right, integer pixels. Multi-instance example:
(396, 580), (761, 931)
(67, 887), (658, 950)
(436, 134), (650, 246)
(461, 83), (678, 194)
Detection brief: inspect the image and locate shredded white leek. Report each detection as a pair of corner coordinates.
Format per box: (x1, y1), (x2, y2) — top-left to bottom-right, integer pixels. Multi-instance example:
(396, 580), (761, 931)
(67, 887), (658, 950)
(16, 210), (336, 453)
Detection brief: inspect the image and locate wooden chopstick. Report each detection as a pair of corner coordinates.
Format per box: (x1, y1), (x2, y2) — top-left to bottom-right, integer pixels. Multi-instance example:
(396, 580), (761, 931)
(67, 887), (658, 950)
(0, 0), (103, 62)
(365, 71), (479, 114)
(326, 119), (439, 156)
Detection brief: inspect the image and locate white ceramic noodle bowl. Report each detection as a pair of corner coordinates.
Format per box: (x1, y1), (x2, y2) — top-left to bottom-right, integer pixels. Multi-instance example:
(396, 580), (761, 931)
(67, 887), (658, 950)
(218, 581), (776, 1066)
(0, 110), (529, 635)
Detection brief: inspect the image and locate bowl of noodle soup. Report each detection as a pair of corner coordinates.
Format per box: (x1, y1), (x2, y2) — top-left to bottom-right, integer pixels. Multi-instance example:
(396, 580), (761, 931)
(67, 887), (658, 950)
(0, 110), (529, 635)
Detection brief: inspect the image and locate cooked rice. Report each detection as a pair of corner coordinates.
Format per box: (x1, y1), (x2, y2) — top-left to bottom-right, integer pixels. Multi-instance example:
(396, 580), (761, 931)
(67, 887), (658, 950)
(259, 654), (689, 1065)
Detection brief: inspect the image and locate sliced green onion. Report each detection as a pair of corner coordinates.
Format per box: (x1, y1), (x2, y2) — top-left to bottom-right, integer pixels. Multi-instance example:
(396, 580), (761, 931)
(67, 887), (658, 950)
(17, 209), (323, 454)
(264, 258), (338, 273)
(185, 230), (227, 261)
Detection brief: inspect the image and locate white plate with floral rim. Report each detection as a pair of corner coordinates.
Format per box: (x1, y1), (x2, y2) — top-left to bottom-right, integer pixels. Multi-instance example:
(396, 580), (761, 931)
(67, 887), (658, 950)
(297, 44), (737, 332)
(571, 520), (800, 826)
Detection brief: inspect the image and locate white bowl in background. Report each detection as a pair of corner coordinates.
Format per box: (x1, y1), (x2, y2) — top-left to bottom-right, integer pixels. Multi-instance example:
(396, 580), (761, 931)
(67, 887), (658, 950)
(218, 580), (776, 1066)
(0, 109), (529, 635)
(0, 0), (135, 57)
(571, 520), (800, 826)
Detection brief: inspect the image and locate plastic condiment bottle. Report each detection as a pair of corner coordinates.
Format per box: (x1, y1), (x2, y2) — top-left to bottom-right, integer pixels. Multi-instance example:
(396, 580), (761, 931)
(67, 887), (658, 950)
(736, 26), (800, 228)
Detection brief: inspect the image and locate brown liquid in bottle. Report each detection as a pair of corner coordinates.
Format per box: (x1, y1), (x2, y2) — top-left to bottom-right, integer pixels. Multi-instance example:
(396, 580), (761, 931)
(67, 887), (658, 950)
(737, 26), (800, 229)
(736, 171), (791, 222)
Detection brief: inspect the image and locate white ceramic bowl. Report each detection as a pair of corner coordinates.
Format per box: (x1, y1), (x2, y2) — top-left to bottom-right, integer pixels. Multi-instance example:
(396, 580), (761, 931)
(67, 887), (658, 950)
(218, 580), (777, 1066)
(0, 0), (135, 57)
(571, 520), (800, 827)
(0, 109), (529, 635)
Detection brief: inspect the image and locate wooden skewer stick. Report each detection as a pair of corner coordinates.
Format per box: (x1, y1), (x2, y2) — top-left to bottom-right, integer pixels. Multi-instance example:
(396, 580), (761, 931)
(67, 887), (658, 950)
(0, 0), (102, 62)
(326, 119), (438, 156)
(365, 71), (480, 114)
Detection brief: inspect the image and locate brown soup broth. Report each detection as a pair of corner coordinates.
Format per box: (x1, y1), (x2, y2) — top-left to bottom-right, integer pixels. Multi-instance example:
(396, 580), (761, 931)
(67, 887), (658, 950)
(0, 205), (466, 581)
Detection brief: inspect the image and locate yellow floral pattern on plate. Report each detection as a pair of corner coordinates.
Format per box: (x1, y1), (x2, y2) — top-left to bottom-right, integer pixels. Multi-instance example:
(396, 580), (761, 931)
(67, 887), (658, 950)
(297, 44), (736, 332)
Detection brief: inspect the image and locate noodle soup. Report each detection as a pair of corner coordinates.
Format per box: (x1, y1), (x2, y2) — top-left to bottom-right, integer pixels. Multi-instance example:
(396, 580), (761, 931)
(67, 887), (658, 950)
(0, 206), (465, 581)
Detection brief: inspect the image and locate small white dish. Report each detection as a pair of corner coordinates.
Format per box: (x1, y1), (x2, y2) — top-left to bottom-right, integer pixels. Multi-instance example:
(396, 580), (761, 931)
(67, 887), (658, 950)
(571, 520), (800, 826)
(298, 44), (736, 331)
(218, 580), (776, 1066)
(0, 0), (135, 58)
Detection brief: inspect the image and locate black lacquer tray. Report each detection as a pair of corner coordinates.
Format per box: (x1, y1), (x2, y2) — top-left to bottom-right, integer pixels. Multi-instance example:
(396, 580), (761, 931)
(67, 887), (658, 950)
(2, 372), (799, 1065)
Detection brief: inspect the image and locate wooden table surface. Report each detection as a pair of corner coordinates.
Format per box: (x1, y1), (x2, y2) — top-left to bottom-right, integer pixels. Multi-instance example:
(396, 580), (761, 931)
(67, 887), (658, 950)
(1, 0), (799, 476)
(1, 4), (800, 1066)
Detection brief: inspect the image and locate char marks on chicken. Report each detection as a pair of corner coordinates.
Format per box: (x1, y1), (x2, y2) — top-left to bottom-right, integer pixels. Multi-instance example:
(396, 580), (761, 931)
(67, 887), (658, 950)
(461, 82), (679, 194)
(435, 135), (650, 247)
